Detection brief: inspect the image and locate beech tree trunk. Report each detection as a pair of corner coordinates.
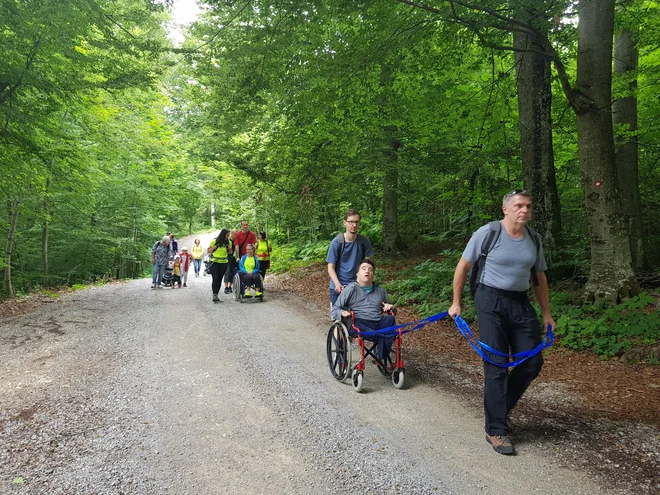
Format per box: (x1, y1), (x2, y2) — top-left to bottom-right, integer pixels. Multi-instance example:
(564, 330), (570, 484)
(513, 27), (561, 253)
(613, 28), (645, 270)
(42, 176), (51, 284)
(575, 0), (638, 304)
(4, 198), (20, 298)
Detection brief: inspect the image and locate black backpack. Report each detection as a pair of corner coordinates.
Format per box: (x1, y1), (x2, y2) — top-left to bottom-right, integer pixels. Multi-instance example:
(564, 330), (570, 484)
(468, 221), (541, 298)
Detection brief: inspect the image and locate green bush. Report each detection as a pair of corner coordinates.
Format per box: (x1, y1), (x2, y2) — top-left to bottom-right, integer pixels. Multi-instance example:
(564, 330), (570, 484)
(383, 254), (476, 320)
(270, 240), (328, 273)
(552, 293), (660, 358)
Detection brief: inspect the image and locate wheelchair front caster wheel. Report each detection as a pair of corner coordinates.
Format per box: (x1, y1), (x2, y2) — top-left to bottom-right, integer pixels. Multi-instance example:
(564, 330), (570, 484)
(352, 370), (363, 393)
(392, 368), (405, 389)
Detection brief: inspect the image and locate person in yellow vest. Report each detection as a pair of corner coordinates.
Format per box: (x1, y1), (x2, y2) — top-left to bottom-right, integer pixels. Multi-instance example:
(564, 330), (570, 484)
(238, 244), (263, 298)
(207, 229), (230, 303)
(256, 231), (272, 280)
(191, 238), (204, 277)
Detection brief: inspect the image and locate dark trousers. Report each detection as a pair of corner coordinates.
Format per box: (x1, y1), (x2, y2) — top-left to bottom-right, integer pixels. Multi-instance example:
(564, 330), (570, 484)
(329, 288), (341, 306)
(475, 285), (543, 436)
(352, 315), (396, 360)
(210, 262), (227, 295)
(239, 272), (263, 291)
(224, 258), (236, 285)
(258, 260), (270, 279)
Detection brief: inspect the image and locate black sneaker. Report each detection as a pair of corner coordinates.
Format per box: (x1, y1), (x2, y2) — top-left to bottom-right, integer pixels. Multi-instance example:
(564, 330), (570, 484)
(212, 294), (219, 303)
(486, 434), (515, 455)
(224, 287), (231, 294)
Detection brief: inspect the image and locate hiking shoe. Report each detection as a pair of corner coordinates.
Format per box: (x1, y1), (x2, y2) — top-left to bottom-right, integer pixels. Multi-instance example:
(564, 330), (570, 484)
(255, 291), (263, 297)
(486, 434), (515, 455)
(151, 284), (156, 289)
(183, 283), (187, 287)
(212, 294), (219, 302)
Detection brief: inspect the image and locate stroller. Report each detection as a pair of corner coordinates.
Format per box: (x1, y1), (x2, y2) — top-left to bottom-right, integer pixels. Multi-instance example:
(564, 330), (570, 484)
(203, 255), (211, 276)
(162, 254), (175, 287)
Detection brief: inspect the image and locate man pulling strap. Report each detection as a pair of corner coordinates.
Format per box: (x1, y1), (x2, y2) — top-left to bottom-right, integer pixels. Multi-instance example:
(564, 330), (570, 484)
(449, 190), (555, 456)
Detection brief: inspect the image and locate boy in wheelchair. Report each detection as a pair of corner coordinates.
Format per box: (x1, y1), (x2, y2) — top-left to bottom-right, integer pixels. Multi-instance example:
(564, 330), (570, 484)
(238, 243), (263, 298)
(330, 259), (396, 360)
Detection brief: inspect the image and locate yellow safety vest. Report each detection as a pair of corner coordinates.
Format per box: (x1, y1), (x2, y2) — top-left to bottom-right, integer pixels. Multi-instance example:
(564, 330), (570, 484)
(209, 240), (229, 263)
(256, 240), (270, 261)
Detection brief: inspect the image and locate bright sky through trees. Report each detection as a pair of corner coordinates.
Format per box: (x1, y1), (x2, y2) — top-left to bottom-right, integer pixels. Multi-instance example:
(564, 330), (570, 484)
(169, 0), (201, 44)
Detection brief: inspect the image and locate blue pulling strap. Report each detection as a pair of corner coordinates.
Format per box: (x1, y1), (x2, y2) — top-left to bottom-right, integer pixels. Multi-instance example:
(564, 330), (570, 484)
(349, 311), (553, 368)
(454, 315), (554, 368)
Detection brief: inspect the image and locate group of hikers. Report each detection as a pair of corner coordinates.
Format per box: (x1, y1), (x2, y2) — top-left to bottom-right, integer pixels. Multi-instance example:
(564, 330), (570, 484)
(151, 190), (554, 456)
(150, 221), (272, 302)
(206, 220), (271, 303)
(327, 192), (554, 457)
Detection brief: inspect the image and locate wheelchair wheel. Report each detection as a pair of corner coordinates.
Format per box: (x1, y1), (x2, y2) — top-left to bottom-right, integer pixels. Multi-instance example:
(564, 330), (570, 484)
(232, 273), (242, 302)
(392, 368), (405, 389)
(352, 369), (364, 393)
(326, 322), (351, 382)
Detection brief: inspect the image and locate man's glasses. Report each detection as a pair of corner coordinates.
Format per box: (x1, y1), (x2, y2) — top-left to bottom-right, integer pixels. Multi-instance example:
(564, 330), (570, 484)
(509, 189), (528, 195)
(345, 220), (360, 225)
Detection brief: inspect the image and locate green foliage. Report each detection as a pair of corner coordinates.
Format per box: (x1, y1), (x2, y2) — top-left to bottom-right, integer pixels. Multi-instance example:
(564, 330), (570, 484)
(552, 293), (660, 358)
(382, 254), (476, 319)
(269, 240), (328, 273)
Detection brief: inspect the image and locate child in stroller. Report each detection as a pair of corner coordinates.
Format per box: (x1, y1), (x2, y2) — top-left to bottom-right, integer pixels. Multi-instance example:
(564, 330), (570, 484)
(162, 254), (175, 287)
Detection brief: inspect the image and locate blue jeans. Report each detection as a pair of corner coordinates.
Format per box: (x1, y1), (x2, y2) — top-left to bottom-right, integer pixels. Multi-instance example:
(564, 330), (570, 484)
(193, 258), (202, 274)
(152, 263), (165, 285)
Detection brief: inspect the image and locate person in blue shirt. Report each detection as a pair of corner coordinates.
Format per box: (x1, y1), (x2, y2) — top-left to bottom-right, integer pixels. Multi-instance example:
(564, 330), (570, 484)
(238, 244), (263, 297)
(326, 208), (373, 307)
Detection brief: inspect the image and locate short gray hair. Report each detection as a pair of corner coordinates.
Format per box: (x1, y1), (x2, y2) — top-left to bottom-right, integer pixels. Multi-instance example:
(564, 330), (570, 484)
(503, 189), (531, 206)
(161, 236), (170, 244)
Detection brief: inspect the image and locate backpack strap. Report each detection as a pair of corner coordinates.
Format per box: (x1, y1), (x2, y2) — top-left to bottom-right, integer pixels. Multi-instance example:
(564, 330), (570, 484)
(469, 221), (502, 297)
(525, 225), (541, 286)
(334, 233), (346, 270)
(482, 221), (502, 257)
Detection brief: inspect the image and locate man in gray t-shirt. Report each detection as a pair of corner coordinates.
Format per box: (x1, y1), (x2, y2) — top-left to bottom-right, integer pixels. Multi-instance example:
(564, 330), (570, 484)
(448, 190), (555, 456)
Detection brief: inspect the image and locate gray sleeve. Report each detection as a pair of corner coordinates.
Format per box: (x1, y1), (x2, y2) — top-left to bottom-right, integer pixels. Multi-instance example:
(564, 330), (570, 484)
(331, 284), (355, 321)
(461, 225), (491, 264)
(533, 238), (548, 272)
(379, 286), (391, 305)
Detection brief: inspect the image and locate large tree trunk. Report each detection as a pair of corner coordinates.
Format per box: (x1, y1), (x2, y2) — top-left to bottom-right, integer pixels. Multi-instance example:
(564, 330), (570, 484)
(575, 0), (638, 304)
(4, 198), (20, 298)
(613, 27), (645, 270)
(513, 27), (562, 254)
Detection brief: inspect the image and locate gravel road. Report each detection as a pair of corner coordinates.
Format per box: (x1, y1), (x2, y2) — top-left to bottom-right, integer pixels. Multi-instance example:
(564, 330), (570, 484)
(0, 244), (638, 494)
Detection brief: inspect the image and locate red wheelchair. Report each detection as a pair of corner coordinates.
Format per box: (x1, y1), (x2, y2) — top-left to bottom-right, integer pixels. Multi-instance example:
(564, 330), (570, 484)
(326, 311), (404, 392)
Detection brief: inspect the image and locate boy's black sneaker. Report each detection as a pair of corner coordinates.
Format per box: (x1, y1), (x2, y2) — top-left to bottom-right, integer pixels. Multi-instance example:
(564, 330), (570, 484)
(486, 434), (515, 455)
